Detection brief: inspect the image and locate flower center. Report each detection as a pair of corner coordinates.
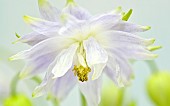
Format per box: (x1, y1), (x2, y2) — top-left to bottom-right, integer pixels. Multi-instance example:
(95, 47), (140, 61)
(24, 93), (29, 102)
(72, 42), (91, 82)
(73, 65), (91, 82)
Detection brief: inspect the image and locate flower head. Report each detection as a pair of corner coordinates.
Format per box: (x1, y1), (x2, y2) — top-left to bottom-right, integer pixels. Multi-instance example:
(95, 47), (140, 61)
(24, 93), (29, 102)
(10, 0), (159, 105)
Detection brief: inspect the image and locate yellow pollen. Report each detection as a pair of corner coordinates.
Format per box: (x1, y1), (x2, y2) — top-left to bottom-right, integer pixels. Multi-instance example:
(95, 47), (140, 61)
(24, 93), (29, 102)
(73, 65), (91, 82)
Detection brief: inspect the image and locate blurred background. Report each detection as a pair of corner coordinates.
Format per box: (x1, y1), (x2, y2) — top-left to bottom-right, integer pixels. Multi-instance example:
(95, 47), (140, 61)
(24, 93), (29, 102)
(0, 0), (170, 106)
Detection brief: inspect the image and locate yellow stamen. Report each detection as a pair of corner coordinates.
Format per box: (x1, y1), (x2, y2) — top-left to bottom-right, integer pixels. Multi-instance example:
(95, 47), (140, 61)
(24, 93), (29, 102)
(73, 65), (91, 82)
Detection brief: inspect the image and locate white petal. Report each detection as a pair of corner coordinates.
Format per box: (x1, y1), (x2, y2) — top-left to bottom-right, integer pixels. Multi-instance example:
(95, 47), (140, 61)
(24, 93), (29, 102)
(51, 43), (79, 78)
(79, 76), (102, 106)
(38, 0), (60, 21)
(112, 21), (151, 32)
(63, 4), (91, 20)
(18, 32), (48, 46)
(23, 15), (60, 37)
(77, 53), (87, 67)
(91, 63), (106, 80)
(83, 37), (108, 65)
(83, 37), (108, 80)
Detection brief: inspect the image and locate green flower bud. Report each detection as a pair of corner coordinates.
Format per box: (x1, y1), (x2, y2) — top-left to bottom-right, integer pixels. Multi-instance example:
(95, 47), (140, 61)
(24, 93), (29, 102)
(127, 100), (137, 106)
(147, 71), (170, 106)
(100, 82), (124, 106)
(3, 94), (32, 106)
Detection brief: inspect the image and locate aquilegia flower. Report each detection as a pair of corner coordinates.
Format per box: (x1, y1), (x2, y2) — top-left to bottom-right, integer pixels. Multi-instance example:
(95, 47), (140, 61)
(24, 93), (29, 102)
(10, 0), (159, 105)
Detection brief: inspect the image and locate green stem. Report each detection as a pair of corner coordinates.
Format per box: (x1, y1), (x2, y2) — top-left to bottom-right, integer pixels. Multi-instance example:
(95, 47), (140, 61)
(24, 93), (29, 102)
(145, 60), (159, 73)
(47, 94), (60, 106)
(80, 92), (87, 106)
(10, 73), (19, 96)
(31, 76), (42, 84)
(52, 98), (60, 106)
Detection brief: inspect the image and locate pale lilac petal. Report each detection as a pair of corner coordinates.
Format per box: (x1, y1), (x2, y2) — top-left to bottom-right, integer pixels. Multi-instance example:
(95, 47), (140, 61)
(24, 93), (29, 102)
(59, 20), (86, 37)
(89, 14), (150, 34)
(38, 0), (60, 22)
(90, 14), (121, 31)
(52, 70), (76, 100)
(18, 32), (49, 46)
(79, 76), (102, 106)
(104, 53), (121, 86)
(99, 31), (155, 49)
(33, 70), (76, 100)
(10, 36), (77, 78)
(112, 21), (151, 32)
(19, 52), (56, 79)
(9, 36), (71, 61)
(63, 4), (91, 20)
(105, 52), (133, 87)
(51, 43), (79, 78)
(83, 37), (108, 80)
(111, 46), (158, 60)
(104, 66), (118, 84)
(32, 71), (55, 97)
(23, 15), (60, 37)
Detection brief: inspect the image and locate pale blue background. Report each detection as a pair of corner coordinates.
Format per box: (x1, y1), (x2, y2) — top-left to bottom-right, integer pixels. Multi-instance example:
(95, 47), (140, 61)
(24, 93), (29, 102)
(0, 0), (170, 106)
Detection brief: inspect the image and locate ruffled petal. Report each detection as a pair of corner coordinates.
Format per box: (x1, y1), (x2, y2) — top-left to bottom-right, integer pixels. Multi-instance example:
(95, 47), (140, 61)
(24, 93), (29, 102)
(32, 70), (54, 97)
(38, 0), (60, 22)
(52, 70), (76, 100)
(89, 13), (121, 32)
(79, 76), (102, 106)
(112, 21), (151, 32)
(91, 63), (106, 80)
(51, 43), (79, 78)
(63, 3), (91, 20)
(99, 31), (155, 49)
(33, 70), (76, 101)
(59, 18), (86, 36)
(83, 37), (108, 80)
(89, 12), (150, 33)
(23, 15), (60, 36)
(105, 52), (133, 87)
(10, 36), (73, 78)
(19, 52), (56, 79)
(98, 31), (157, 60)
(111, 46), (158, 60)
(17, 32), (49, 46)
(9, 36), (72, 61)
